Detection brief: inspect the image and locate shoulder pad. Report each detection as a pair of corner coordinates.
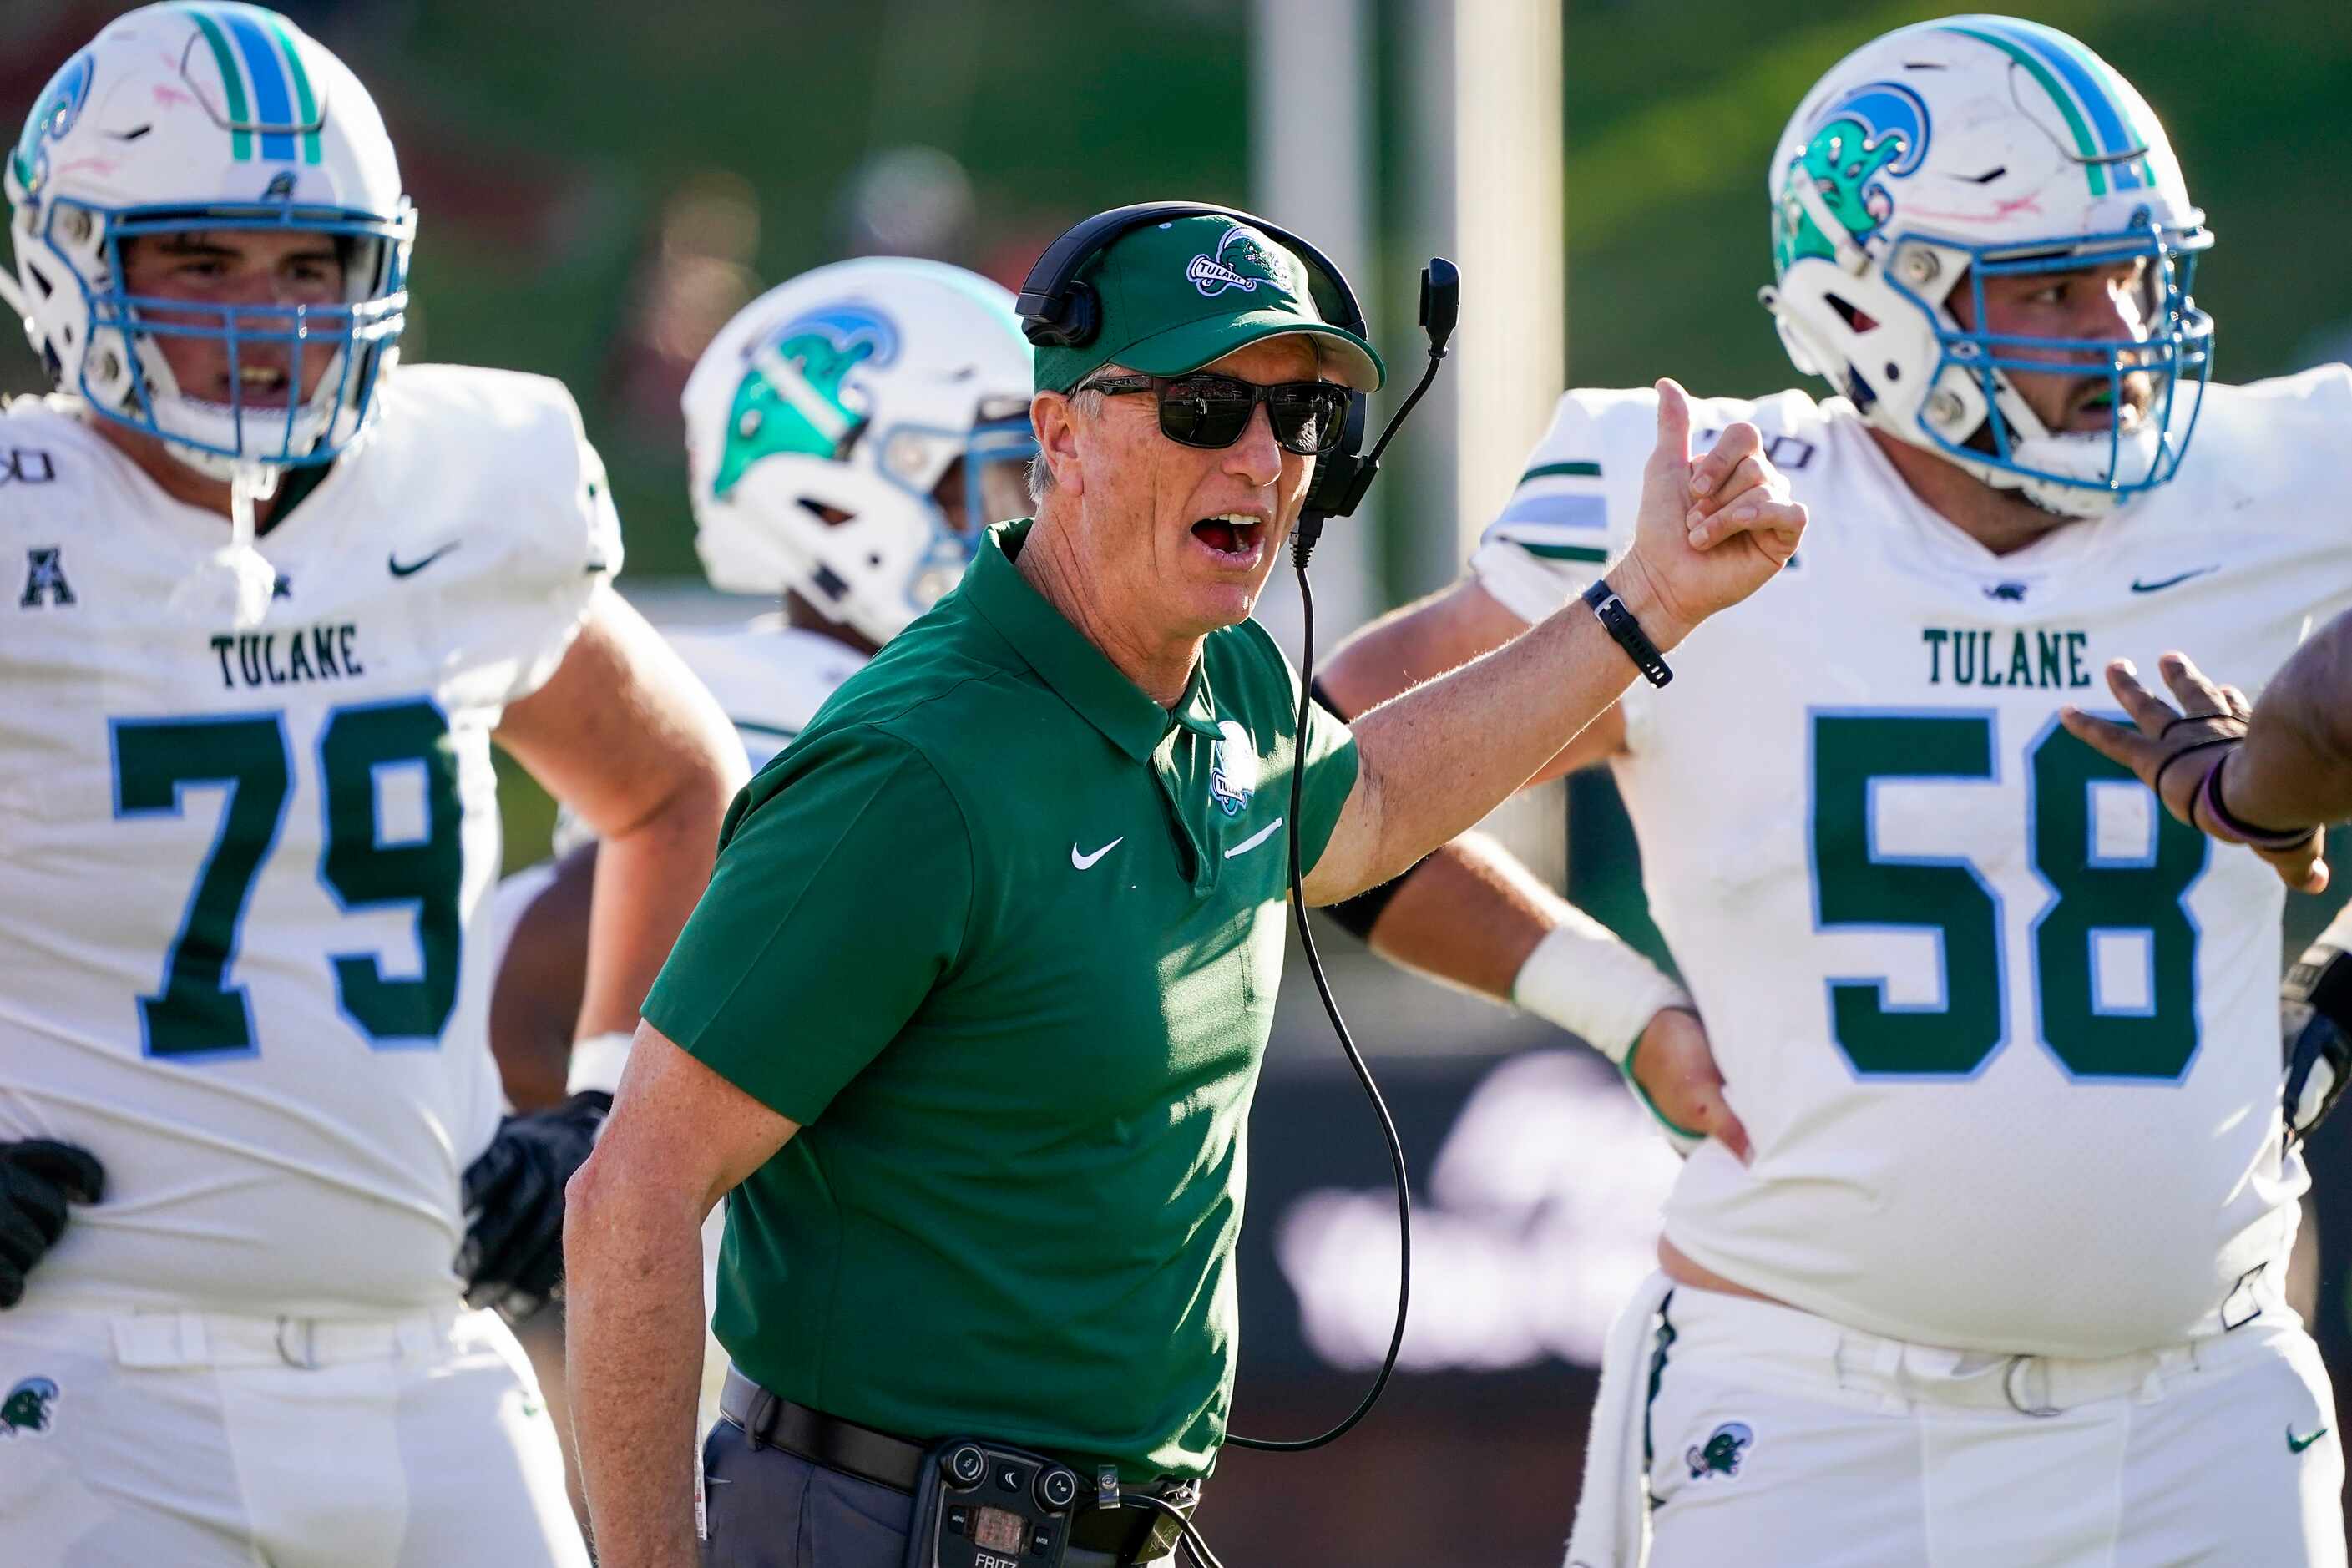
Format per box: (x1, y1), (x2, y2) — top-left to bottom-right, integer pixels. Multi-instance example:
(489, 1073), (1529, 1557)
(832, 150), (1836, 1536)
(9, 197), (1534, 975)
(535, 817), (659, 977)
(369, 365), (623, 591)
(2162, 367), (2352, 513)
(1485, 385), (1828, 559)
(0, 399), (115, 529)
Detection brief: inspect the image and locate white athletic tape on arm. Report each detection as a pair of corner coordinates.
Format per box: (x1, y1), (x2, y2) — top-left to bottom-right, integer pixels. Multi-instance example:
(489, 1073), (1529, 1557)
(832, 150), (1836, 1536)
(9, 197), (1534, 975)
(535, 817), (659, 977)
(565, 1030), (635, 1098)
(1510, 909), (1689, 1065)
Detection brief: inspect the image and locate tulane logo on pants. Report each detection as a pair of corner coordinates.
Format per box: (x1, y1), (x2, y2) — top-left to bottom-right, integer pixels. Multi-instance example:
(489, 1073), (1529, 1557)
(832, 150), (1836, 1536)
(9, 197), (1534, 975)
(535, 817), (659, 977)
(1687, 1419), (1753, 1480)
(0, 1376), (59, 1438)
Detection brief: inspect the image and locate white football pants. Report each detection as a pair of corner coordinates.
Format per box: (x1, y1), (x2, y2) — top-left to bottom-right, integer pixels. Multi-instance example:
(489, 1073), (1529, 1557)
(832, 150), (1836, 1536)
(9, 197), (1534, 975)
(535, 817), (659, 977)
(0, 1301), (586, 1567)
(1571, 1277), (2345, 1568)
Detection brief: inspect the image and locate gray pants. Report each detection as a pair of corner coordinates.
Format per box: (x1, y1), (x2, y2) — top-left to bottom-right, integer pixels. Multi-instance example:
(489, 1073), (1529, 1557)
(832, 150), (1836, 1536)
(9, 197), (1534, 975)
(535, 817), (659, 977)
(699, 1419), (1176, 1568)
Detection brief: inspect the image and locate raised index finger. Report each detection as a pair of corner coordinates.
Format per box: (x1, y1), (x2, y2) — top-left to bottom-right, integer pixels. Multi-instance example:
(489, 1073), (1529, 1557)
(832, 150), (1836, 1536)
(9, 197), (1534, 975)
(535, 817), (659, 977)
(1648, 379), (1693, 482)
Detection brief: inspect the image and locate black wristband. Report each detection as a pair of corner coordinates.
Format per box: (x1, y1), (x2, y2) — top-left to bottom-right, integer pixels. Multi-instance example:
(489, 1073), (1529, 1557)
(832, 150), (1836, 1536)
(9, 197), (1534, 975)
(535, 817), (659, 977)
(1323, 863), (1420, 940)
(1583, 578), (1673, 688)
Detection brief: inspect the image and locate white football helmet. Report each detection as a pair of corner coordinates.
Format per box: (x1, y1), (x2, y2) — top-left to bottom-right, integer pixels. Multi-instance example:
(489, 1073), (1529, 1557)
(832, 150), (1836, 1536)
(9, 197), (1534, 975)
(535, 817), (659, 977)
(1762, 15), (2213, 517)
(2, 3), (414, 479)
(682, 257), (1034, 646)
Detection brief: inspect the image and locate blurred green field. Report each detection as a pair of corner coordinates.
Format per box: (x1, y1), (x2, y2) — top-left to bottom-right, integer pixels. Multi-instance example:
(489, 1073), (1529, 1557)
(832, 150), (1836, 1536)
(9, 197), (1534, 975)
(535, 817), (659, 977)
(5, 0), (2348, 870)
(14, 0), (2341, 580)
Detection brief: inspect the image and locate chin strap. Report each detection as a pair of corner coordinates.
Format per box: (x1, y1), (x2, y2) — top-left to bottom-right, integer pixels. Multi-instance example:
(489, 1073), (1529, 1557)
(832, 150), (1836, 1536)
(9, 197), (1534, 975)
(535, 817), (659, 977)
(222, 463), (281, 630)
(169, 463), (280, 630)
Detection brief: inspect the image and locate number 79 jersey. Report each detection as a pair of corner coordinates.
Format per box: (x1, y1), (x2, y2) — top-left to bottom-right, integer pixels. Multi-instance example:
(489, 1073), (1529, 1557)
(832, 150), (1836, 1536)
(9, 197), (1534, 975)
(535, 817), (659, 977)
(0, 367), (620, 1316)
(1473, 367), (2352, 1358)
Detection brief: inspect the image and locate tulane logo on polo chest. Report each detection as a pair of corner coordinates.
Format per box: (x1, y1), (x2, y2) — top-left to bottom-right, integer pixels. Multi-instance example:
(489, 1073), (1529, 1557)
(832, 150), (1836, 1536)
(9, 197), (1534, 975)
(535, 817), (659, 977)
(1209, 719), (1257, 817)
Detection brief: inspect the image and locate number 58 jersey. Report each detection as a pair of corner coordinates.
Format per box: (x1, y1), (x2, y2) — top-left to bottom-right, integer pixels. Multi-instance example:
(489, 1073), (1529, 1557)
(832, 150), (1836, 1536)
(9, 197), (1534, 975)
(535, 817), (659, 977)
(1474, 367), (2352, 1358)
(0, 367), (620, 1317)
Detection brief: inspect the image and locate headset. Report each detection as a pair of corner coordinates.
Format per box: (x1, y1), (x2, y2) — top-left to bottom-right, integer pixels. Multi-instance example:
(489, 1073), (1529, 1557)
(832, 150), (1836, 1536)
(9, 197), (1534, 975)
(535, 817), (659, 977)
(1016, 199), (1435, 546)
(1005, 201), (1458, 1563)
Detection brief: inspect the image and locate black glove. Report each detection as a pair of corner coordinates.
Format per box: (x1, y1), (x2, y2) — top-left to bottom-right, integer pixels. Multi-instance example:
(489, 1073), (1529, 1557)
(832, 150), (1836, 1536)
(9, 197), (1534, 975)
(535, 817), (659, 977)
(458, 1090), (609, 1323)
(0, 1141), (104, 1309)
(2283, 931), (2352, 1144)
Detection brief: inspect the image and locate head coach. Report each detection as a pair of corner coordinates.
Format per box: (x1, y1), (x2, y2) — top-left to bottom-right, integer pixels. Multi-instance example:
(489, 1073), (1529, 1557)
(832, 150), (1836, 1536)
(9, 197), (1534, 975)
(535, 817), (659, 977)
(563, 208), (1807, 1568)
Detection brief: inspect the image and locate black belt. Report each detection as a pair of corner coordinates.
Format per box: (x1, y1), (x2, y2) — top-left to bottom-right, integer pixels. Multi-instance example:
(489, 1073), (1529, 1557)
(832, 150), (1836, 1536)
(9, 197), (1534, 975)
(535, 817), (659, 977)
(717, 1366), (1195, 1563)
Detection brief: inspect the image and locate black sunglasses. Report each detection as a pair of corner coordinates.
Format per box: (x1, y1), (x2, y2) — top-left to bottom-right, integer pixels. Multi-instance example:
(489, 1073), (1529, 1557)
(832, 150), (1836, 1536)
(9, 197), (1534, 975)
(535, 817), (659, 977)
(1080, 371), (1351, 456)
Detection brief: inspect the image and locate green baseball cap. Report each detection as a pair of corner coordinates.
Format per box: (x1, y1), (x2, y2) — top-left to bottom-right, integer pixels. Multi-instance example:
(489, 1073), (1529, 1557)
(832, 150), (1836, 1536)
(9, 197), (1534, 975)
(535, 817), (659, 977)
(1034, 215), (1385, 395)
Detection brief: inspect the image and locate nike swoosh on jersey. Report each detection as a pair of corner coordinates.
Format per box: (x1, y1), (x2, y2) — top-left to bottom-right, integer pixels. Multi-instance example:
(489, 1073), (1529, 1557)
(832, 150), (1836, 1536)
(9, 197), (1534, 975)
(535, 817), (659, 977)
(387, 542), (462, 578)
(2289, 1424), (2330, 1454)
(2130, 565), (2219, 594)
(1071, 837), (1124, 870)
(1223, 817), (1284, 859)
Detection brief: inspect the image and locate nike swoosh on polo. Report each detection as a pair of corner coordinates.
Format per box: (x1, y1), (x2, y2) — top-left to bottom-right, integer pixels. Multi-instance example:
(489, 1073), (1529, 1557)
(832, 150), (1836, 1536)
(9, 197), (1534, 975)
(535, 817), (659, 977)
(2130, 565), (2218, 594)
(2289, 1424), (2330, 1454)
(1224, 817), (1284, 859)
(387, 542), (462, 578)
(1071, 837), (1124, 870)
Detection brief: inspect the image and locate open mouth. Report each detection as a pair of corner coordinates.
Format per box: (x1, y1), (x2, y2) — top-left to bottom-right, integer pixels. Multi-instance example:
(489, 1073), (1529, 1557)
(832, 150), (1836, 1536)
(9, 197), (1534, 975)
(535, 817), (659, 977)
(2065, 381), (2147, 434)
(215, 364), (294, 407)
(1191, 512), (1267, 569)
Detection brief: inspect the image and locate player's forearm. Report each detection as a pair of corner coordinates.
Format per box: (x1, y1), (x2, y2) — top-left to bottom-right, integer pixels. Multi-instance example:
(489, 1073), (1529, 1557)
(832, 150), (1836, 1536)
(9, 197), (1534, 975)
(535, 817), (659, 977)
(574, 786), (729, 1039)
(1312, 571), (1677, 903)
(2218, 610), (2352, 830)
(1318, 579), (1528, 716)
(1365, 833), (1560, 999)
(564, 1156), (708, 1568)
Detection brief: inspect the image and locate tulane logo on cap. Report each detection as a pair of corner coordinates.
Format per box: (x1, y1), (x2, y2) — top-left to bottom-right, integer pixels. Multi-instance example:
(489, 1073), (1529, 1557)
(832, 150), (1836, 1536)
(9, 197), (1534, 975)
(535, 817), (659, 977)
(1186, 225), (1287, 299)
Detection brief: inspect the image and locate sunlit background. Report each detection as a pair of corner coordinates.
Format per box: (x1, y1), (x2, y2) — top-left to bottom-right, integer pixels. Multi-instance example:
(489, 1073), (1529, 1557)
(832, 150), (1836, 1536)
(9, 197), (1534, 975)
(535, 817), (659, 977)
(7, 2), (2350, 1561)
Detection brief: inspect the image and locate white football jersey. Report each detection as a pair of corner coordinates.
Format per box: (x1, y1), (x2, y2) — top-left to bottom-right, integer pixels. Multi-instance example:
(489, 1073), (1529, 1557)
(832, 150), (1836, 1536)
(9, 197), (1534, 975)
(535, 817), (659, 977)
(0, 367), (620, 1316)
(468, 612), (865, 1433)
(524, 616), (863, 872)
(658, 618), (866, 778)
(1472, 368), (2352, 1357)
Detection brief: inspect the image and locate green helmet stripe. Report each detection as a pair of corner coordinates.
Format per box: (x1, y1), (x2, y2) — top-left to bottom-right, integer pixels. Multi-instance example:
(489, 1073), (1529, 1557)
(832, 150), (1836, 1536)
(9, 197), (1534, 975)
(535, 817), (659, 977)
(1944, 24), (2107, 197)
(266, 17), (322, 165)
(185, 8), (255, 163)
(2047, 33), (2156, 188)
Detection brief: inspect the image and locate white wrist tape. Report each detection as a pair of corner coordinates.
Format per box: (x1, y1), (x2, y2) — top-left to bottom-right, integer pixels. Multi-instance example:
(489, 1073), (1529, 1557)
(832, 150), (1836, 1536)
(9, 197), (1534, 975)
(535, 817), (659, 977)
(1509, 910), (1691, 1065)
(565, 1030), (635, 1099)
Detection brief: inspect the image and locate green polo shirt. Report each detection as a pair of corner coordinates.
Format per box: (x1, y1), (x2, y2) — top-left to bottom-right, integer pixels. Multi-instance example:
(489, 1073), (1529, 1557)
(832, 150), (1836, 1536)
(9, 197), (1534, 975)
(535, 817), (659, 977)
(641, 519), (1358, 1482)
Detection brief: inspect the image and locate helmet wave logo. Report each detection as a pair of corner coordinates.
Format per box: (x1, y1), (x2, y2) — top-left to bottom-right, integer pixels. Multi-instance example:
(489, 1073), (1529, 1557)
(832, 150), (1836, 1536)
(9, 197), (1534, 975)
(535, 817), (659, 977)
(10, 49), (94, 196)
(1773, 81), (1931, 275)
(1186, 224), (1283, 298)
(716, 301), (901, 497)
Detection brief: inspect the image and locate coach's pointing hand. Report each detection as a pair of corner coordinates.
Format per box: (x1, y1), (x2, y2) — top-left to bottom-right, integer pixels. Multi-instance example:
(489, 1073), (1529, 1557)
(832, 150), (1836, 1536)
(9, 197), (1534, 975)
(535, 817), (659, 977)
(1613, 379), (1807, 647)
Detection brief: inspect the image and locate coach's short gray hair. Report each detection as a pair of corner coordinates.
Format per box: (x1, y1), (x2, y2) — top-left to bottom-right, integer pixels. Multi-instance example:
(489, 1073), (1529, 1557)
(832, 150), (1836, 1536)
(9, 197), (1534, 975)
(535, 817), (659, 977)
(1027, 383), (1107, 503)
